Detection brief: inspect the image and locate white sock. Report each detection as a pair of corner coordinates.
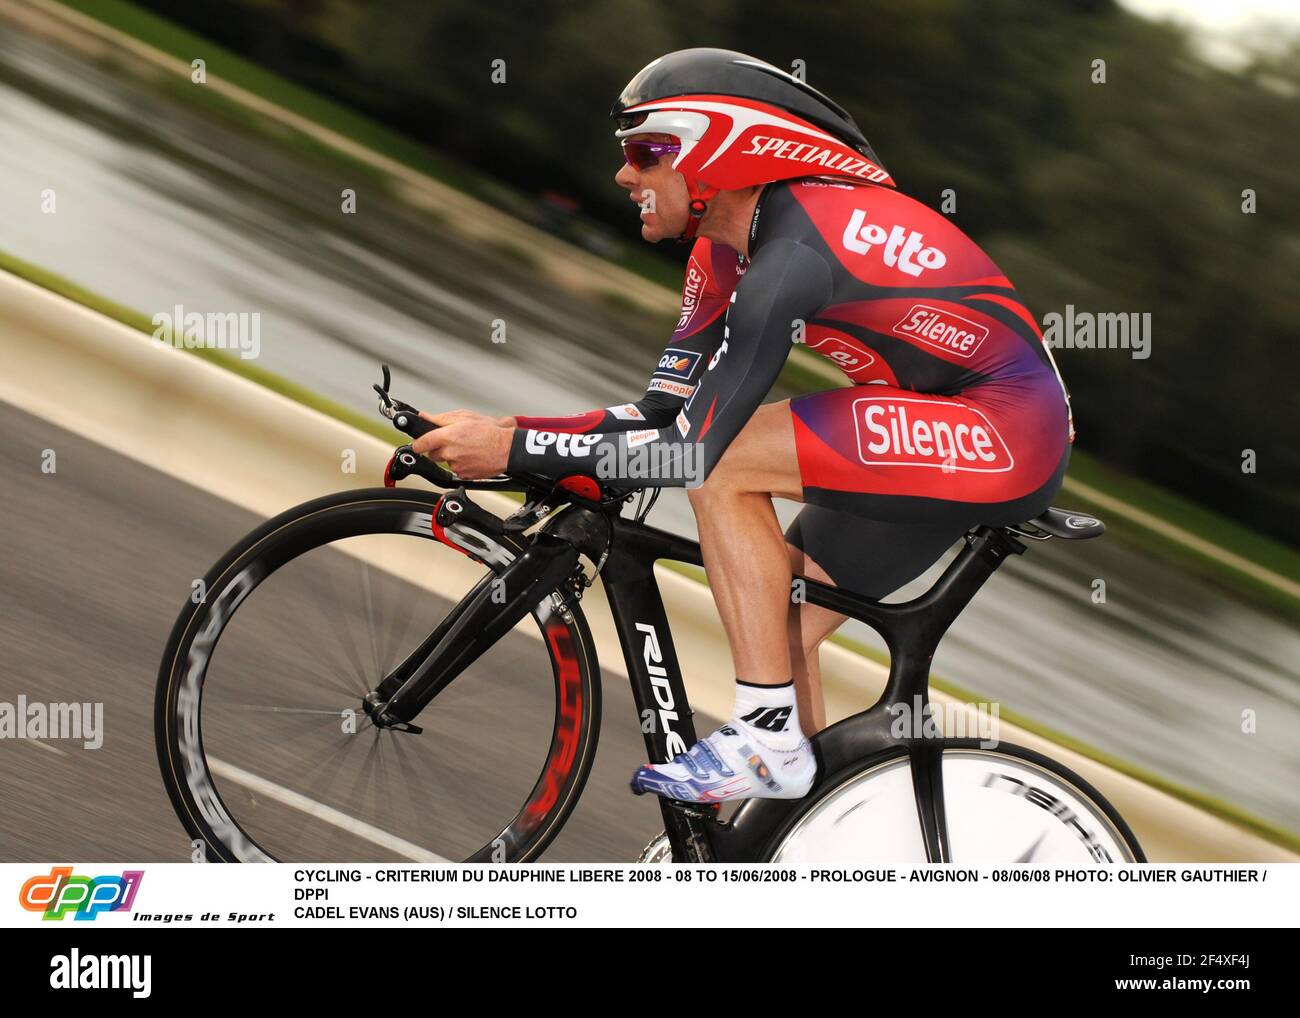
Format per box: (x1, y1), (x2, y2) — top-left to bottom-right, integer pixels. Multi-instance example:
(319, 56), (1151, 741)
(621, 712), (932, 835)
(733, 679), (804, 750)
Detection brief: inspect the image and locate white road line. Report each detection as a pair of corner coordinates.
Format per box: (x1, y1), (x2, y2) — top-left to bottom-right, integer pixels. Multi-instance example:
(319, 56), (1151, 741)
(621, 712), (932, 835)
(208, 756), (450, 862)
(22, 739), (68, 756)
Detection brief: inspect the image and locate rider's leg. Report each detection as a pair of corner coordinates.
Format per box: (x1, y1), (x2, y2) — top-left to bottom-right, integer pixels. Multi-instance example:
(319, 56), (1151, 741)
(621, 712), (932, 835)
(629, 398), (982, 801)
(784, 546), (846, 737)
(631, 380), (1071, 802)
(630, 401), (817, 802)
(686, 400), (804, 685)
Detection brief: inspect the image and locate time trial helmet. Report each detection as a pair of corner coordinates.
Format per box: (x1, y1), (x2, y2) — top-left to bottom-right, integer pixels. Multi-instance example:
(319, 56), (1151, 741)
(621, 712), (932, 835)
(612, 48), (894, 241)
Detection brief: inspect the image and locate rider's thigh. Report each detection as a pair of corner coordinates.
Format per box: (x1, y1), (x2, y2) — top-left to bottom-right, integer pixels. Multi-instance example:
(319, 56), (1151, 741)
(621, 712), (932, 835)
(786, 505), (965, 601)
(705, 399), (803, 500)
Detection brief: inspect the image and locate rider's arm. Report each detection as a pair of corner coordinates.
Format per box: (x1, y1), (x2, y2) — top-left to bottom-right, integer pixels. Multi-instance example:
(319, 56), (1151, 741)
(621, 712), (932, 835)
(507, 238), (832, 485)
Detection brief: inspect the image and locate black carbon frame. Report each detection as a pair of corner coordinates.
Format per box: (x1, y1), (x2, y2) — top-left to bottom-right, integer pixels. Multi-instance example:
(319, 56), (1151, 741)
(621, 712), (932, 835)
(543, 503), (1029, 863)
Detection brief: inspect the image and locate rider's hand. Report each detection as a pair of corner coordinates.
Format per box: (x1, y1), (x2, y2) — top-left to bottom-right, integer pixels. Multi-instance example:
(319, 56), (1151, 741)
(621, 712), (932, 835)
(422, 409), (516, 429)
(411, 410), (515, 479)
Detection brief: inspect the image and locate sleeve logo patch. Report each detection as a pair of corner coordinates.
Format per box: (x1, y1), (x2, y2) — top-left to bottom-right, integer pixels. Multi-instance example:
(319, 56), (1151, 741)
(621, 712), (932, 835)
(677, 257), (707, 332)
(654, 348), (702, 381)
(524, 432), (602, 458)
(647, 378), (695, 398)
(890, 304), (990, 358)
(607, 403), (645, 421)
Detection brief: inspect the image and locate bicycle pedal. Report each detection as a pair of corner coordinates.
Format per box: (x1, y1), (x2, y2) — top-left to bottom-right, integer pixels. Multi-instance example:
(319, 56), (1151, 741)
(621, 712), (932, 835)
(666, 799), (721, 820)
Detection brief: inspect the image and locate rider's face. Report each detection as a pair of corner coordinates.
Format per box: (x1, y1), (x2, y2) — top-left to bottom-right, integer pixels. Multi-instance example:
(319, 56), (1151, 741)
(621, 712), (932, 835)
(615, 133), (690, 243)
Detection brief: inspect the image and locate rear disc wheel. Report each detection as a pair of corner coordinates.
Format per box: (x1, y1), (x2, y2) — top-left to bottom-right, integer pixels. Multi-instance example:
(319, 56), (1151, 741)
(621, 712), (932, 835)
(767, 741), (1144, 863)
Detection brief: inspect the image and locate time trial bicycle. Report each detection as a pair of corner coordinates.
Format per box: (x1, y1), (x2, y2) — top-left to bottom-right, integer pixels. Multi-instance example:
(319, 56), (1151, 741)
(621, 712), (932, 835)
(156, 367), (1144, 864)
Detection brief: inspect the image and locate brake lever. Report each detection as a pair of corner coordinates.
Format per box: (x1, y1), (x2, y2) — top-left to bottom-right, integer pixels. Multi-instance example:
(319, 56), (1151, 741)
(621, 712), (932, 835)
(374, 364), (435, 438)
(376, 364), (542, 493)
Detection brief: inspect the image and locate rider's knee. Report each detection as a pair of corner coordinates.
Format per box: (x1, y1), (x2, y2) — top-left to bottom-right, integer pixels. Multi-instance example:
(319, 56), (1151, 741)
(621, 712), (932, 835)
(687, 462), (739, 508)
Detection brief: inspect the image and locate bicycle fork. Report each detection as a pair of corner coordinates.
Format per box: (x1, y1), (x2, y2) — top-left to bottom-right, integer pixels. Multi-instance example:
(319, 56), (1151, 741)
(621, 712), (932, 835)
(365, 496), (582, 731)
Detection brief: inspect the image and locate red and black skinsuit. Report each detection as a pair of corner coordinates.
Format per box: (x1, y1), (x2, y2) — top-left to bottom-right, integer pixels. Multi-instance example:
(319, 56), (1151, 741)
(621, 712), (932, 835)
(508, 178), (1073, 596)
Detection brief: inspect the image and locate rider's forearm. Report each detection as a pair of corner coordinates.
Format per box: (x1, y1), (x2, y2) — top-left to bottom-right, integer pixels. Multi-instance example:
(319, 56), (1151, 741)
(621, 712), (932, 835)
(506, 378), (703, 483)
(511, 390), (685, 436)
(510, 304), (729, 441)
(507, 426), (698, 487)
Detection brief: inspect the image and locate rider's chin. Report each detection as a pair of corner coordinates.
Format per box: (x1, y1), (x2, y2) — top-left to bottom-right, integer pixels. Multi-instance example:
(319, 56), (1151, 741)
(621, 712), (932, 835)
(642, 212), (678, 243)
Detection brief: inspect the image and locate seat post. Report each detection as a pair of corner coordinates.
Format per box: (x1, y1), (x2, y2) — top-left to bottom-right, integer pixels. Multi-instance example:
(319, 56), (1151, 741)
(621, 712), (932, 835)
(920, 526), (1025, 626)
(879, 526), (1025, 703)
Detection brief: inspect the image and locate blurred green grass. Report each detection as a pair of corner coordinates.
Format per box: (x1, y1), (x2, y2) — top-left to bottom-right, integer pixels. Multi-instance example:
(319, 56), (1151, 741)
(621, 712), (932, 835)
(59, 0), (480, 191)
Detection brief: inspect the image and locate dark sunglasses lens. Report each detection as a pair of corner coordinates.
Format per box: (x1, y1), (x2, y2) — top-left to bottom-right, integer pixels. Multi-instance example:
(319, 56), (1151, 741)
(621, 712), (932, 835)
(623, 142), (658, 170)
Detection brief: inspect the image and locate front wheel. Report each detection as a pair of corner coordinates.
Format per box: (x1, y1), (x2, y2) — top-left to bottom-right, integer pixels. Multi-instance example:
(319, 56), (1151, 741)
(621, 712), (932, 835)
(765, 740), (1145, 864)
(155, 487), (601, 862)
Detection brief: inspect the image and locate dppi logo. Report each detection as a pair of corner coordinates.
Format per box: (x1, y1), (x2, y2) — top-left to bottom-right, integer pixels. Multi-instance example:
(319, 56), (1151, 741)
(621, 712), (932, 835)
(20, 866), (144, 921)
(842, 210), (946, 277)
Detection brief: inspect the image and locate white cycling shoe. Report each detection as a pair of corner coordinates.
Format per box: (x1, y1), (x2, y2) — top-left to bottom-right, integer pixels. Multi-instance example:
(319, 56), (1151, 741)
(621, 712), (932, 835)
(630, 718), (816, 803)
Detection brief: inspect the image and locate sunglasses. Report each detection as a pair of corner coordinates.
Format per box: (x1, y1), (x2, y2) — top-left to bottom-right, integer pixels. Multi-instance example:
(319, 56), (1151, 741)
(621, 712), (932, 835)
(621, 139), (681, 171)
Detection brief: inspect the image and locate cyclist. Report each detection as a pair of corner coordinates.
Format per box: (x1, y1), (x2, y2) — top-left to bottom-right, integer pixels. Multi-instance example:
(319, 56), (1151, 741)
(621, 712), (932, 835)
(413, 48), (1073, 804)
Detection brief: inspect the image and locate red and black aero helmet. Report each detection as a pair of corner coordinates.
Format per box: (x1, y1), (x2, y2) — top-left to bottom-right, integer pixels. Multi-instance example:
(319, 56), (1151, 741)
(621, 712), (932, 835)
(613, 48), (894, 239)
